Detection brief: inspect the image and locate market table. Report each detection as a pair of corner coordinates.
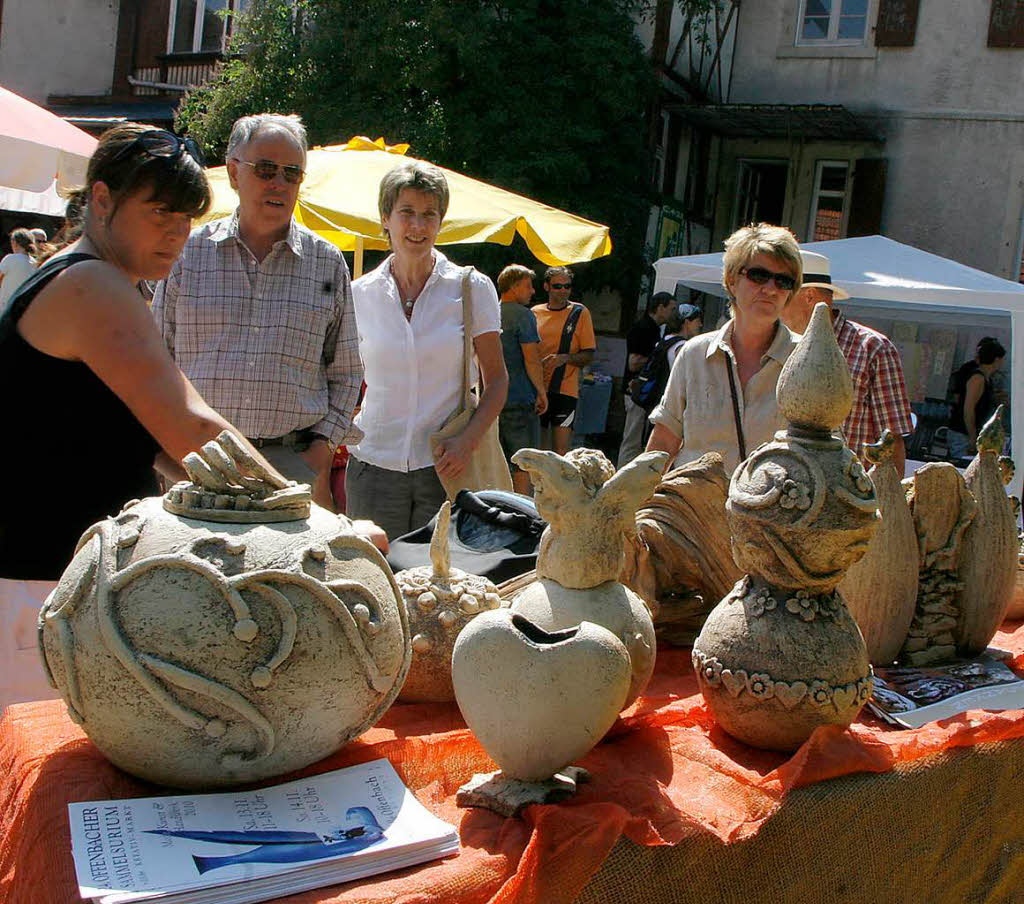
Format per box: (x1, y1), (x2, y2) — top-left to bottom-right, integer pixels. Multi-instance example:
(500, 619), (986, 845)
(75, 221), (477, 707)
(4, 622), (1024, 904)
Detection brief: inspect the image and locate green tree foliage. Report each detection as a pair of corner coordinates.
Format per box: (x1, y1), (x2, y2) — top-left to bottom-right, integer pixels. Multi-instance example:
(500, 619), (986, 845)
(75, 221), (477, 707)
(177, 0), (659, 299)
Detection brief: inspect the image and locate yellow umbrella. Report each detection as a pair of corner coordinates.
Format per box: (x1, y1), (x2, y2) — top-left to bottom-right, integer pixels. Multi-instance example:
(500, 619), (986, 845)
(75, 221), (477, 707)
(201, 136), (612, 276)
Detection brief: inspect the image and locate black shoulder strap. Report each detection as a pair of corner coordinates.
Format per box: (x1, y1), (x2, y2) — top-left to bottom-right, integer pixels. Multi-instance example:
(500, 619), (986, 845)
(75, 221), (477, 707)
(548, 303), (584, 395)
(725, 354), (747, 462)
(0, 252), (97, 343)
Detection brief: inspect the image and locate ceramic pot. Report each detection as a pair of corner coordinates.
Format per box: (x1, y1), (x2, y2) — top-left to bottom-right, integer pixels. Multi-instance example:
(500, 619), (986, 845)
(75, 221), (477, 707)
(958, 411), (1017, 654)
(1007, 563), (1024, 620)
(693, 576), (872, 751)
(452, 608), (631, 781)
(838, 436), (918, 664)
(39, 494), (410, 788)
(394, 502), (505, 703)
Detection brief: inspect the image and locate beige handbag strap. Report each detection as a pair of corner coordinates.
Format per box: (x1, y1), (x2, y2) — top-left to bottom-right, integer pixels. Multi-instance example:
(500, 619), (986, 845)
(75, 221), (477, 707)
(459, 267), (475, 409)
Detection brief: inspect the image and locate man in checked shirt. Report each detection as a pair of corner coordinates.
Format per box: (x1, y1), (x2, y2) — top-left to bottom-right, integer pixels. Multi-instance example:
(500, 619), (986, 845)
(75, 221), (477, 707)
(152, 114), (362, 511)
(782, 250), (914, 476)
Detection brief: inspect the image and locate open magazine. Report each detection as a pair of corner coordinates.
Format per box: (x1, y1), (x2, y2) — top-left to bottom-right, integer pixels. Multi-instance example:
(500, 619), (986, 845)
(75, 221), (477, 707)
(866, 651), (1024, 729)
(68, 758), (459, 904)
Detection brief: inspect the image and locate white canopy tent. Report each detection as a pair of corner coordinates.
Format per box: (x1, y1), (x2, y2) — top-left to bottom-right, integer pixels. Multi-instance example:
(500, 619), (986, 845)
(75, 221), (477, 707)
(653, 235), (1024, 496)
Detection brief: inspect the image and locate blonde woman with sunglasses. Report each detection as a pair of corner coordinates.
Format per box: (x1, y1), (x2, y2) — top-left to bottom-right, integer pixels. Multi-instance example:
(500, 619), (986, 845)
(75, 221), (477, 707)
(645, 223), (803, 474)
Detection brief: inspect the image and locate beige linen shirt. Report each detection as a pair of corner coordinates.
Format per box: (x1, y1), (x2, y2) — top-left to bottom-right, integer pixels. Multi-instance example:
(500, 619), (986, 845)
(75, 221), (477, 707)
(650, 319), (800, 475)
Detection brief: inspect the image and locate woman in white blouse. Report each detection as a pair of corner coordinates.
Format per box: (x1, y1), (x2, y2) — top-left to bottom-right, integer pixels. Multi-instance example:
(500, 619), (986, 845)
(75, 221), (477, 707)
(645, 223), (803, 475)
(346, 161), (508, 540)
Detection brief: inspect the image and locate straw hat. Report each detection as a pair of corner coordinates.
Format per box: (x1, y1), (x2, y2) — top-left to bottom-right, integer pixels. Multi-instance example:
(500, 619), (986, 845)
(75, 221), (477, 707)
(799, 250), (850, 300)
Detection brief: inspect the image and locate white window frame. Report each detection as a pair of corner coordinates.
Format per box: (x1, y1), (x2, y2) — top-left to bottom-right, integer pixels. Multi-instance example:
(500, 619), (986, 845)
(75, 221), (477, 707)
(807, 159), (851, 241)
(167, 0), (247, 54)
(796, 0), (870, 46)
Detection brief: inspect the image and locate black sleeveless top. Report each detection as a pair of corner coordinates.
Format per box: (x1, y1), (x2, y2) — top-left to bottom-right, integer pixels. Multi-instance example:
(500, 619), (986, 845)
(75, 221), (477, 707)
(949, 360), (995, 436)
(0, 254), (160, 579)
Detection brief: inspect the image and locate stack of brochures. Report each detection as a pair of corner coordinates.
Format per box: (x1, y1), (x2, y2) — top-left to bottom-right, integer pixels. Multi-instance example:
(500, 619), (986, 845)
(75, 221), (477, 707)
(68, 758), (459, 904)
(867, 651), (1024, 729)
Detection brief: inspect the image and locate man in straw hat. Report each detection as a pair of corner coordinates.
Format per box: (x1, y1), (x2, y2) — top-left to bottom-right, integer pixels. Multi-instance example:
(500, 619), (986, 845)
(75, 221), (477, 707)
(782, 249), (913, 476)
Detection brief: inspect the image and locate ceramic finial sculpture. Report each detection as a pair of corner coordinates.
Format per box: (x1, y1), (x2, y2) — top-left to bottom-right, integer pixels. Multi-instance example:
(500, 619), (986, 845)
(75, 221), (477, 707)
(39, 432), (410, 788)
(838, 431), (918, 664)
(164, 430), (311, 522)
(692, 303), (877, 751)
(394, 502), (504, 702)
(509, 448), (667, 705)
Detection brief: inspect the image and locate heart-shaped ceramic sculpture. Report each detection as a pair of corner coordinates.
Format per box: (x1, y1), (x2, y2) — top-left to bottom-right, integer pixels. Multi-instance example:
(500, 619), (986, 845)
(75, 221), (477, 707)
(452, 609), (631, 782)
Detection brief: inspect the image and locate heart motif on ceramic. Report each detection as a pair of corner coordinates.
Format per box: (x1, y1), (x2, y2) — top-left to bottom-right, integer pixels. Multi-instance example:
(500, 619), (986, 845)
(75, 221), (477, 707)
(452, 609), (632, 782)
(720, 669), (748, 698)
(831, 682), (859, 712)
(773, 680), (809, 710)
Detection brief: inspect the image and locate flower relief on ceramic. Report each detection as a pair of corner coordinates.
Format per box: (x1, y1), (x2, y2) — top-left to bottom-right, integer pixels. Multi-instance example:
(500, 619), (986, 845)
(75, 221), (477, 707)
(394, 501), (505, 703)
(692, 303), (877, 752)
(38, 431), (411, 789)
(452, 447), (666, 816)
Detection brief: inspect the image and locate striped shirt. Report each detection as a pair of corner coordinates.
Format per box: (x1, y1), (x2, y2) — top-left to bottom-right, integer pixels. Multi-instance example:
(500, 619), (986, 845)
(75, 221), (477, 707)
(152, 213), (363, 447)
(833, 312), (914, 461)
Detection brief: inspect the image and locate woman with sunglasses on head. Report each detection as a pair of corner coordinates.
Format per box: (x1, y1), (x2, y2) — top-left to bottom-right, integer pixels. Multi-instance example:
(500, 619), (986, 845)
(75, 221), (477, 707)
(0, 124), (294, 708)
(345, 161), (508, 541)
(645, 223), (802, 474)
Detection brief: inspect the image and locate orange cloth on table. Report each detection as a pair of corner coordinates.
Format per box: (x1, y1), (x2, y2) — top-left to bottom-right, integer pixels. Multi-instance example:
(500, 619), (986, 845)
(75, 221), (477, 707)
(4, 621), (1024, 904)
(532, 302), (596, 399)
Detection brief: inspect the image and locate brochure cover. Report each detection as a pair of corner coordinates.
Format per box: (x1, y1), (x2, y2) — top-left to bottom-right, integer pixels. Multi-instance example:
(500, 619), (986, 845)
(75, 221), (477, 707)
(866, 652), (1024, 729)
(68, 758), (458, 904)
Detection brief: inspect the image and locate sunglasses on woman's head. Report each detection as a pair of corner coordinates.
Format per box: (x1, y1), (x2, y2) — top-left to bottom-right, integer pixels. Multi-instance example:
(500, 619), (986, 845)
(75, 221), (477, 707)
(233, 158), (305, 185)
(112, 129), (205, 167)
(739, 266), (796, 292)
(549, 282), (572, 290)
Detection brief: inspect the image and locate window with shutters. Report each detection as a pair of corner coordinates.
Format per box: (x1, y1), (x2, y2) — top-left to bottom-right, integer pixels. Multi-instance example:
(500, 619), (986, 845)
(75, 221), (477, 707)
(797, 0), (870, 45)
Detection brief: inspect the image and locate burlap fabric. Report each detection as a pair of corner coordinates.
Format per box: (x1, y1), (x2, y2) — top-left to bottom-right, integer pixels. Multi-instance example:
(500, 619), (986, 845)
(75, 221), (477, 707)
(3, 623), (1024, 904)
(577, 741), (1024, 904)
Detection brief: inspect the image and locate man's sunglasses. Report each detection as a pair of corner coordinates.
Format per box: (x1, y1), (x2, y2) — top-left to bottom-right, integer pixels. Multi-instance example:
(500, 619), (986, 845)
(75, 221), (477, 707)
(740, 266), (796, 292)
(112, 129), (205, 167)
(233, 158), (305, 185)
(549, 282), (572, 290)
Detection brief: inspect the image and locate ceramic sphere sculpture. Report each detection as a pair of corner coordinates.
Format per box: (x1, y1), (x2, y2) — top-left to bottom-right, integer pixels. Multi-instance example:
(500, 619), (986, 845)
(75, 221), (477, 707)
(693, 304), (877, 751)
(38, 432), (411, 788)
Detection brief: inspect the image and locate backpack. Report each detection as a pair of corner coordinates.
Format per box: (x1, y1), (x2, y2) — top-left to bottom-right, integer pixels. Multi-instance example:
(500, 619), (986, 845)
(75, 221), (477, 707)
(628, 335), (686, 412)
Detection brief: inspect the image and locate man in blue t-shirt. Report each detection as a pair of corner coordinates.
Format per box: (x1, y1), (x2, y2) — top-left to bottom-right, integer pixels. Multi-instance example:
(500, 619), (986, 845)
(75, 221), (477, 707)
(497, 265), (548, 494)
